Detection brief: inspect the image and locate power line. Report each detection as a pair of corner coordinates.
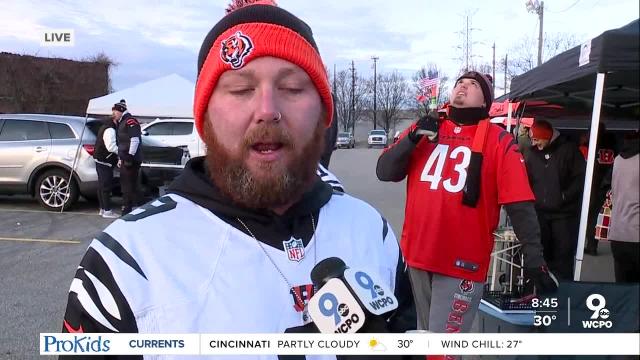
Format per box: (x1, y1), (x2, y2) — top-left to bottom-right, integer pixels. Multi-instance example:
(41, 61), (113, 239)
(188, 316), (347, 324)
(548, 0), (580, 13)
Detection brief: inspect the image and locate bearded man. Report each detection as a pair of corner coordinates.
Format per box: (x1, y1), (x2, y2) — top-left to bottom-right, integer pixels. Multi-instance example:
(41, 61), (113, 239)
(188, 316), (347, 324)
(61, 2), (415, 357)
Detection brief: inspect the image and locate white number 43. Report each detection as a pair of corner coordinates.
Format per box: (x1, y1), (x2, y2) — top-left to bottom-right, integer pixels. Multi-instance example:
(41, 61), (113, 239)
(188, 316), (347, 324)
(420, 144), (471, 193)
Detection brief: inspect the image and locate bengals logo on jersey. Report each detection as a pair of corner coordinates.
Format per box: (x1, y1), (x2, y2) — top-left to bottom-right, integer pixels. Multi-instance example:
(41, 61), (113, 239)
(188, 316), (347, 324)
(459, 279), (474, 293)
(597, 149), (615, 165)
(220, 31), (253, 69)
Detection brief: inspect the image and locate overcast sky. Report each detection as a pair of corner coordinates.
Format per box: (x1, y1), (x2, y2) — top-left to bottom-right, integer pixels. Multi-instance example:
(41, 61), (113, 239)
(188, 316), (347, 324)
(1, 0), (638, 97)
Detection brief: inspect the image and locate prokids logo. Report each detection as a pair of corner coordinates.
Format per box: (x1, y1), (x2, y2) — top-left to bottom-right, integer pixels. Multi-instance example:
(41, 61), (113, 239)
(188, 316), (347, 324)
(582, 294), (613, 329)
(344, 268), (398, 315)
(42, 335), (110, 354)
(308, 278), (365, 334)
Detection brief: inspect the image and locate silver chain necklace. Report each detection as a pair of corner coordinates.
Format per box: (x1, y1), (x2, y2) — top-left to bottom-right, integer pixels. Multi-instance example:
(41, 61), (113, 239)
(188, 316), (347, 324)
(236, 214), (317, 308)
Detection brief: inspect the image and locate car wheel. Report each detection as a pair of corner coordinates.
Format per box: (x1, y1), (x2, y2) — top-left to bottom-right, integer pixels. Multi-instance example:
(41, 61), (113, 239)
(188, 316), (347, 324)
(35, 169), (79, 211)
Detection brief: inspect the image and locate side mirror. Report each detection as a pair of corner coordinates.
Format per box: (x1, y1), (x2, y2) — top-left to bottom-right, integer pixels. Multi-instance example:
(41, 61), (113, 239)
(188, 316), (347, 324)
(142, 130), (149, 136)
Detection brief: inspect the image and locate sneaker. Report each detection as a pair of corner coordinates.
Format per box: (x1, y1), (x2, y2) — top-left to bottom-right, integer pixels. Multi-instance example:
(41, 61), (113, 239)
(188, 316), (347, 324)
(102, 210), (119, 219)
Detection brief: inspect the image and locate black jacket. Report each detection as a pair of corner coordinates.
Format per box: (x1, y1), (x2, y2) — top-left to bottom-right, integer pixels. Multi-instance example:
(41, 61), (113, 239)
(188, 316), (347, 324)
(524, 132), (586, 216)
(116, 112), (142, 162)
(93, 121), (118, 166)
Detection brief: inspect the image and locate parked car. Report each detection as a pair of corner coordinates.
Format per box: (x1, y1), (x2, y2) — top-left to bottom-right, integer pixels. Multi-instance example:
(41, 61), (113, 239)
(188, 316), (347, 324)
(336, 132), (355, 149)
(0, 114), (184, 211)
(367, 129), (388, 148)
(142, 118), (206, 158)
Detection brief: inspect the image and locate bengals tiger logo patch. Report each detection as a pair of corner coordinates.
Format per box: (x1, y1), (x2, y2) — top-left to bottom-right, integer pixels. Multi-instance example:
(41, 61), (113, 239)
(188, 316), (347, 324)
(220, 31), (253, 69)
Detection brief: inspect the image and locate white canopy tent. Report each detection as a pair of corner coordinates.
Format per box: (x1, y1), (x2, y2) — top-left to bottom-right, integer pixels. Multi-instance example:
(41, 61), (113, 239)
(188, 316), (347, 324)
(86, 73), (195, 118)
(63, 74), (195, 214)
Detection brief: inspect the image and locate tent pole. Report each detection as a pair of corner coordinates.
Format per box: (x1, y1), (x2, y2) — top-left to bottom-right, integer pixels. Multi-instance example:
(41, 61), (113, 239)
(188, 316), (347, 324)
(506, 102), (513, 133)
(574, 72), (606, 281)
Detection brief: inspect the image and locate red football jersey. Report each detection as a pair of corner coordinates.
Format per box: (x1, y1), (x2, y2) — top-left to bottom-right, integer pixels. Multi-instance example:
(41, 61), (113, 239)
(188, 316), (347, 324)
(394, 119), (534, 282)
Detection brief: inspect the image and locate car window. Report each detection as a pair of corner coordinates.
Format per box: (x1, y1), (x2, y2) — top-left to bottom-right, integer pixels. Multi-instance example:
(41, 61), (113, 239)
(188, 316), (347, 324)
(48, 122), (76, 139)
(172, 122), (194, 135)
(85, 120), (103, 137)
(338, 132), (351, 137)
(145, 122), (173, 135)
(370, 130), (386, 136)
(0, 119), (50, 141)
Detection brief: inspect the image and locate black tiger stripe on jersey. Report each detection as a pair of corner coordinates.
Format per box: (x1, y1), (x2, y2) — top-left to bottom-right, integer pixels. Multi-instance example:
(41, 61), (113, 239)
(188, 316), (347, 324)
(62, 247), (139, 339)
(382, 216), (389, 243)
(95, 232), (147, 280)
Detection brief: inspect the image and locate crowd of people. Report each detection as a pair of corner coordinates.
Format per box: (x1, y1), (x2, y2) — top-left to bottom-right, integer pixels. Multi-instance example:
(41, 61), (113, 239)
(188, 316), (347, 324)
(59, 1), (637, 359)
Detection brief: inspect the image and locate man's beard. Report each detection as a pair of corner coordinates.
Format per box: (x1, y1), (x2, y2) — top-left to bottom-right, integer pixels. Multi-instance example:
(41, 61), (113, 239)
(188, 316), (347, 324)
(203, 118), (325, 210)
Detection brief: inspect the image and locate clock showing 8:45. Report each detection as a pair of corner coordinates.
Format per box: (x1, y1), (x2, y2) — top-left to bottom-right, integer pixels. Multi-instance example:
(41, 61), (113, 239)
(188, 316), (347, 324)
(531, 297), (558, 308)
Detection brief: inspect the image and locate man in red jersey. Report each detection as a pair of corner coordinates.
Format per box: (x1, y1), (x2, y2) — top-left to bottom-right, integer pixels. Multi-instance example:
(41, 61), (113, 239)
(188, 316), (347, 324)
(377, 71), (558, 335)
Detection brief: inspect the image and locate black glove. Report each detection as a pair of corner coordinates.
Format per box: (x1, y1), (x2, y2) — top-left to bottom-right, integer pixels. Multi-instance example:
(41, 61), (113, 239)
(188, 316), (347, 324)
(525, 265), (559, 295)
(408, 110), (439, 143)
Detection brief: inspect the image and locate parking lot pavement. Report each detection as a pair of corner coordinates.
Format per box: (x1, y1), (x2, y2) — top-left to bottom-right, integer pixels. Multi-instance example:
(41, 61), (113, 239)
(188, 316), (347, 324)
(0, 196), (115, 359)
(0, 149), (614, 358)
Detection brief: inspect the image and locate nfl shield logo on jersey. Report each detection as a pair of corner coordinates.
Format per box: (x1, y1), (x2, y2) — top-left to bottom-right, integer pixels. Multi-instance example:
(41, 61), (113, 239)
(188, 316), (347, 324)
(283, 238), (305, 262)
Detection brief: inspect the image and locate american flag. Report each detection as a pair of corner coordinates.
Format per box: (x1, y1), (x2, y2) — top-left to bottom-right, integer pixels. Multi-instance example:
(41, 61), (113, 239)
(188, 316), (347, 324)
(418, 77), (439, 90)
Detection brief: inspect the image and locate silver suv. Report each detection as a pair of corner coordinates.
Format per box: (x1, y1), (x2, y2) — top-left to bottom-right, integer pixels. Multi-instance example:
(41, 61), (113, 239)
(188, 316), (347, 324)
(0, 114), (102, 210)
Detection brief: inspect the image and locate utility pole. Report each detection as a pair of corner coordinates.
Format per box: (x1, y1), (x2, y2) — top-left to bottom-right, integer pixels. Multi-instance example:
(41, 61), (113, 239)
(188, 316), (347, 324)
(526, 0), (544, 66)
(503, 54), (508, 93)
(465, 16), (469, 71)
(455, 13), (479, 74)
(332, 64), (337, 95)
(371, 56), (378, 130)
(350, 60), (356, 135)
(492, 42), (496, 94)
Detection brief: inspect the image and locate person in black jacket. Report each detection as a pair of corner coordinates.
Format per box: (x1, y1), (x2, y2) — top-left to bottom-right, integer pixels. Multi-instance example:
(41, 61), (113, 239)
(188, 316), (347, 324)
(525, 120), (586, 280)
(93, 116), (119, 218)
(112, 99), (143, 215)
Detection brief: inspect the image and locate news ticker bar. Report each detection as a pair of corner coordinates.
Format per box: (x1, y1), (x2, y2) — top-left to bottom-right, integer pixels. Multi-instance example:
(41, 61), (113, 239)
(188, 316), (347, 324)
(40, 333), (640, 356)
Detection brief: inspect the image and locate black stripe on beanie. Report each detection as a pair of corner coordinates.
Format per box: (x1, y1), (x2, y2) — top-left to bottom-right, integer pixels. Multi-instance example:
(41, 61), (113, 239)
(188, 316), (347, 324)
(198, 4), (317, 76)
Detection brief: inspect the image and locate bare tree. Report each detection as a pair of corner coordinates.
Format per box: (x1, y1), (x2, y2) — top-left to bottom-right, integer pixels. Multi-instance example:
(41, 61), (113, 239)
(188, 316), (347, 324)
(376, 71), (409, 132)
(331, 69), (370, 134)
(412, 65), (449, 117)
(503, 32), (580, 91)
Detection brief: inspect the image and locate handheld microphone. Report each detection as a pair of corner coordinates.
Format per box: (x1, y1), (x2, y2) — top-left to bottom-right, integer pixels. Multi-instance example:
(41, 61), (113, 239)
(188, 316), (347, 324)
(307, 257), (398, 334)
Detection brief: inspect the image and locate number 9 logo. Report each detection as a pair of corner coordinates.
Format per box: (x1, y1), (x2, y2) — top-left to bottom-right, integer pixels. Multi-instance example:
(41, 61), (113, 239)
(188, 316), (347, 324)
(586, 294), (607, 320)
(319, 293), (341, 325)
(355, 271), (383, 299)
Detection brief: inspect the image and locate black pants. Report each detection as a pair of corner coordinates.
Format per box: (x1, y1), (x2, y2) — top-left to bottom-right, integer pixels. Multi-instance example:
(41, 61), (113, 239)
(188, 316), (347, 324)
(119, 162), (140, 214)
(610, 241), (640, 283)
(538, 212), (579, 280)
(95, 162), (114, 211)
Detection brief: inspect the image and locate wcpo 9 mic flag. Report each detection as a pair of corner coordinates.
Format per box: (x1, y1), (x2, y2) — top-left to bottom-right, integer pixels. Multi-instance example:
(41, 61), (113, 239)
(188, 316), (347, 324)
(343, 268), (398, 316)
(307, 278), (366, 334)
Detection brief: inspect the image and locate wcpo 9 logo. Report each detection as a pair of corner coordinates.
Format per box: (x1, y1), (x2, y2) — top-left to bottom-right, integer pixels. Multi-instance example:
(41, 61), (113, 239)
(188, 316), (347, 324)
(308, 278), (365, 334)
(344, 269), (398, 315)
(583, 294), (613, 329)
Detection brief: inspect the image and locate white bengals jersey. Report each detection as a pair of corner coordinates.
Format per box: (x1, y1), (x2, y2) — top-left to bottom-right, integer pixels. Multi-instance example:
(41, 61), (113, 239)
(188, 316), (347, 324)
(62, 193), (399, 360)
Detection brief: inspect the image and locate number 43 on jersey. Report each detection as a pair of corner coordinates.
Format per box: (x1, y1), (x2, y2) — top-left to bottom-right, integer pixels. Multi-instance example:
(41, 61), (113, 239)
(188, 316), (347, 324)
(420, 144), (471, 193)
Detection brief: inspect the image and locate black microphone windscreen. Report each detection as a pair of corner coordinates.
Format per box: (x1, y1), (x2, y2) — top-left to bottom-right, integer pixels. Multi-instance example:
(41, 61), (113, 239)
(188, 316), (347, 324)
(310, 257), (347, 288)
